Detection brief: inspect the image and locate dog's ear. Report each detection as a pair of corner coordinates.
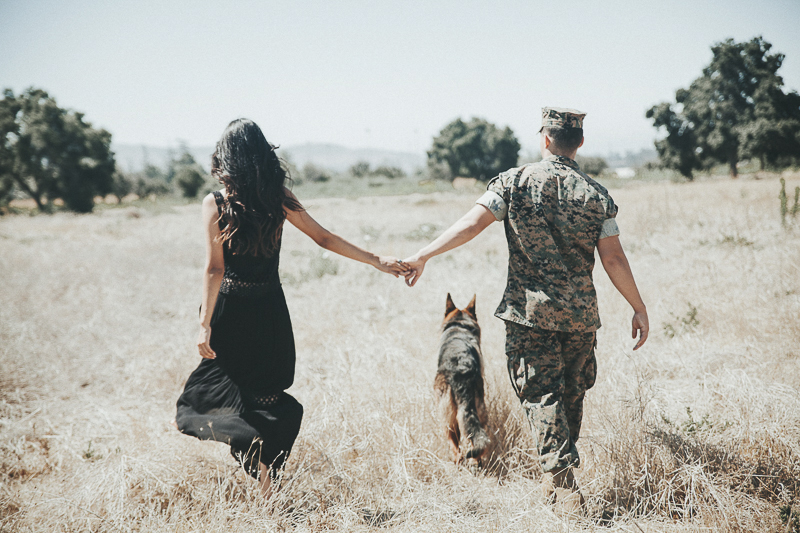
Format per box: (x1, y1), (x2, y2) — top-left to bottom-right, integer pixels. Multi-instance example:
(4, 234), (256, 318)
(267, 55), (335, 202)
(466, 294), (476, 317)
(445, 293), (456, 315)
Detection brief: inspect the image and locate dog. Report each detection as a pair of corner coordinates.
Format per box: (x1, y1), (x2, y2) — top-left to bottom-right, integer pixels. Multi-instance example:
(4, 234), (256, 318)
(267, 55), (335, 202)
(434, 293), (490, 468)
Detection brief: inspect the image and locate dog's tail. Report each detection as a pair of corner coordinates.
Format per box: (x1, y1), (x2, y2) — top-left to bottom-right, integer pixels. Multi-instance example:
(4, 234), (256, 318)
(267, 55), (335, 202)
(456, 397), (490, 460)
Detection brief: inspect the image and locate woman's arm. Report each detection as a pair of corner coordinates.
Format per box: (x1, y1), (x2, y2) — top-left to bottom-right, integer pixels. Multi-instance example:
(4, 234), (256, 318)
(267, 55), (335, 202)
(283, 189), (409, 277)
(401, 204), (497, 286)
(197, 192), (225, 359)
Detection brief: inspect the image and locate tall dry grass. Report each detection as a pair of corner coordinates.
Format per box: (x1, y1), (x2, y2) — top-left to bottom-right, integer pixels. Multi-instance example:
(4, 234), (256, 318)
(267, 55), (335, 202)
(1, 173), (800, 532)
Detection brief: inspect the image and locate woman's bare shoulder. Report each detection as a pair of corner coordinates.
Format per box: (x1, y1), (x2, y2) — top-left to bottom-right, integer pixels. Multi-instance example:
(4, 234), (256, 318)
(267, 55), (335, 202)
(283, 187), (304, 212)
(283, 186), (298, 200)
(202, 193), (215, 205)
(202, 189), (226, 204)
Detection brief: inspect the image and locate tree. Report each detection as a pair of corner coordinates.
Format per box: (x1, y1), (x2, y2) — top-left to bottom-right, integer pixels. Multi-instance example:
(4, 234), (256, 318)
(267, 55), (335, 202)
(110, 170), (134, 202)
(349, 161), (371, 178)
(0, 174), (14, 209)
(575, 155), (608, 177)
(0, 88), (116, 212)
(645, 102), (702, 179)
(647, 37), (800, 179)
(170, 148), (209, 198)
(176, 167), (206, 198)
(133, 164), (172, 197)
(372, 165), (405, 179)
(427, 117), (520, 181)
(739, 88), (800, 169)
(302, 163), (332, 183)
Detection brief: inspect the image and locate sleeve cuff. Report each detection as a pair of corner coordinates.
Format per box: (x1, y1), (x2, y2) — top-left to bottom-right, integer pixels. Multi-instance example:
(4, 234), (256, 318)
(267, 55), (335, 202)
(598, 218), (620, 239)
(476, 191), (508, 221)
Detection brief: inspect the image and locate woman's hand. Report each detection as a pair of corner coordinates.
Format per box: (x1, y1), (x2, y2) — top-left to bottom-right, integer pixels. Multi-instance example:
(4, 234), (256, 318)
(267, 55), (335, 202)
(197, 325), (216, 359)
(374, 256), (412, 278)
(401, 255), (427, 287)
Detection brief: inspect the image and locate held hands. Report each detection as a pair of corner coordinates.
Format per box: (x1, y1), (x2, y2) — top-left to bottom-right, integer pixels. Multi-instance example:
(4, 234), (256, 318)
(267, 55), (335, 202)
(197, 325), (216, 359)
(632, 309), (649, 351)
(401, 255), (426, 287)
(371, 252), (425, 285)
(374, 256), (412, 278)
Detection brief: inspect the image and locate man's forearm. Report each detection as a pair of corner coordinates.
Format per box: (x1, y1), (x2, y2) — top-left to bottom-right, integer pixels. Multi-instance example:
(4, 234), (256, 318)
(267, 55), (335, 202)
(417, 220), (480, 260)
(601, 253), (646, 312)
(413, 205), (496, 261)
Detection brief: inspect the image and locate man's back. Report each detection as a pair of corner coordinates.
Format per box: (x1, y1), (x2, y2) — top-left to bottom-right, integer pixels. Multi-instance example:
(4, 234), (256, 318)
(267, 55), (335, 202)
(485, 155), (618, 332)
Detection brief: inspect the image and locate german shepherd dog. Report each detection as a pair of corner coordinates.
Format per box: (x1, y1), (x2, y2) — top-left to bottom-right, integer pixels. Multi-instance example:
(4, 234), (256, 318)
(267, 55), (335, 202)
(434, 294), (490, 468)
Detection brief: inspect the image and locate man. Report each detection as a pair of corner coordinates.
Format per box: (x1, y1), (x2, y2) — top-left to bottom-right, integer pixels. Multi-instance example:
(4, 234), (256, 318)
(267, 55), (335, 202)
(402, 107), (648, 513)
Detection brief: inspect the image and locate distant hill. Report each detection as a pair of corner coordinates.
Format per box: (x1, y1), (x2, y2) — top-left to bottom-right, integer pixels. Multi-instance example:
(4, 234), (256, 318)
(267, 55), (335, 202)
(111, 142), (426, 174)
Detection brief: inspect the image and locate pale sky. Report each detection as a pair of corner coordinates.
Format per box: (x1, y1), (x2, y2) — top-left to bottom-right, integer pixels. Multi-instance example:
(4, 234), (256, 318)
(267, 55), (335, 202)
(2, 0), (799, 157)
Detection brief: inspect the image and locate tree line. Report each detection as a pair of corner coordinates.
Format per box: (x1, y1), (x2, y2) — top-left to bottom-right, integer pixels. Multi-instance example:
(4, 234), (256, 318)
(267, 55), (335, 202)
(0, 91), (610, 213)
(112, 148), (211, 202)
(0, 90), (612, 214)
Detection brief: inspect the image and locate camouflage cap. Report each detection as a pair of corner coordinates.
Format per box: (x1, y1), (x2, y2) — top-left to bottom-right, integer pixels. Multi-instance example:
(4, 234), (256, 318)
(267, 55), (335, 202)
(541, 107), (586, 129)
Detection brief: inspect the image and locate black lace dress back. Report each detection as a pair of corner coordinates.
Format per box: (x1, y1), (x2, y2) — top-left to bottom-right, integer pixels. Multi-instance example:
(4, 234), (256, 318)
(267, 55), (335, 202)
(175, 191), (303, 478)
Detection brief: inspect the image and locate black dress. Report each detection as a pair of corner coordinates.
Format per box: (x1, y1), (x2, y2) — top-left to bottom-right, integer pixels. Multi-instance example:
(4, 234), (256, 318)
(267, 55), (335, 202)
(175, 191), (303, 478)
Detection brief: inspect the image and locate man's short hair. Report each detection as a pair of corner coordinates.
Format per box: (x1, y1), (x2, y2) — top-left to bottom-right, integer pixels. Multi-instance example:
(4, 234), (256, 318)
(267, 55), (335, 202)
(542, 126), (583, 153)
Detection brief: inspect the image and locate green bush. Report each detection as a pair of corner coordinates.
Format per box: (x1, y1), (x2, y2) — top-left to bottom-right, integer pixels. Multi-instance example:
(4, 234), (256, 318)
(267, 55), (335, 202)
(372, 166), (405, 179)
(176, 167), (206, 198)
(303, 163), (332, 183)
(575, 155), (608, 176)
(349, 161), (371, 178)
(133, 165), (172, 197)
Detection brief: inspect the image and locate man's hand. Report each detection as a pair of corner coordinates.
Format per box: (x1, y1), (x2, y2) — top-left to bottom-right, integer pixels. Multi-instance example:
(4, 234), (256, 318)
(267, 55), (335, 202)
(401, 255), (426, 287)
(632, 310), (649, 350)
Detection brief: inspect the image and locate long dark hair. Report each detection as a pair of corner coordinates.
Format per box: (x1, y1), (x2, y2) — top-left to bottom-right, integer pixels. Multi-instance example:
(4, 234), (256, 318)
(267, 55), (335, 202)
(211, 119), (302, 256)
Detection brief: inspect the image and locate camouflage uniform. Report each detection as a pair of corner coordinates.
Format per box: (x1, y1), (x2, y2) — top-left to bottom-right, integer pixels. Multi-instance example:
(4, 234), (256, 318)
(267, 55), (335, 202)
(476, 107), (619, 472)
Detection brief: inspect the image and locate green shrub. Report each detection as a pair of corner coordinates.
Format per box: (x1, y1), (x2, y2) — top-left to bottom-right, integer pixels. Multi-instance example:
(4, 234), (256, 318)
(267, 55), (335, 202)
(176, 167), (206, 198)
(303, 163), (332, 183)
(349, 161), (371, 178)
(372, 165), (405, 179)
(575, 155), (609, 176)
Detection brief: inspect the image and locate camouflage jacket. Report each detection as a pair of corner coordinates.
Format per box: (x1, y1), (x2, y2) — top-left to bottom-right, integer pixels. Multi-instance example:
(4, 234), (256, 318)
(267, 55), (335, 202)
(479, 155), (619, 332)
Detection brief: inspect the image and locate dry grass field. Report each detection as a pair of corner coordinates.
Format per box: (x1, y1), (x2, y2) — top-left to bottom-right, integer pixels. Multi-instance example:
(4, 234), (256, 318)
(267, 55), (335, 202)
(2, 174), (800, 532)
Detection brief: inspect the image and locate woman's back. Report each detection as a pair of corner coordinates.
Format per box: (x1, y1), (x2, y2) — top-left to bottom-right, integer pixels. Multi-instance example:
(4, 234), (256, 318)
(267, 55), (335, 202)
(212, 190), (282, 297)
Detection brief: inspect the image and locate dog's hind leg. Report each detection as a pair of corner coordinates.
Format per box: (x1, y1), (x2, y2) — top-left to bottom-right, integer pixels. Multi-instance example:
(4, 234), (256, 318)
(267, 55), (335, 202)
(446, 405), (461, 463)
(435, 373), (462, 463)
(458, 399), (491, 469)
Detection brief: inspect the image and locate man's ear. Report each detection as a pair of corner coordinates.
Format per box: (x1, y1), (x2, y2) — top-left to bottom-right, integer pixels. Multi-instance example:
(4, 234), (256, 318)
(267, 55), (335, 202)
(579, 136), (585, 148)
(544, 134), (552, 150)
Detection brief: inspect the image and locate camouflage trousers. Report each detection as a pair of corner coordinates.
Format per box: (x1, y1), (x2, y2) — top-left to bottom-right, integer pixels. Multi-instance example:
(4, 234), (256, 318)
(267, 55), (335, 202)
(504, 322), (597, 472)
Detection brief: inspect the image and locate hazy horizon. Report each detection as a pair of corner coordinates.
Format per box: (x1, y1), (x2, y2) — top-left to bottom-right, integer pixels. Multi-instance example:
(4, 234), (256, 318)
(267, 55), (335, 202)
(2, 0), (799, 157)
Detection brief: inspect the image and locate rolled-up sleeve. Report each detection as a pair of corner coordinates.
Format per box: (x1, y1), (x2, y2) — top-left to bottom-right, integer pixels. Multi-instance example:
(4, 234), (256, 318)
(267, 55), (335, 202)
(476, 191), (508, 221)
(479, 173), (512, 221)
(598, 195), (620, 239)
(598, 218), (620, 239)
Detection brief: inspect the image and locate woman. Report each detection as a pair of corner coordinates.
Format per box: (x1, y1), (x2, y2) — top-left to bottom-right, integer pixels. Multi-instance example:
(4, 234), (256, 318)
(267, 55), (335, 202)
(175, 119), (408, 496)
